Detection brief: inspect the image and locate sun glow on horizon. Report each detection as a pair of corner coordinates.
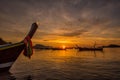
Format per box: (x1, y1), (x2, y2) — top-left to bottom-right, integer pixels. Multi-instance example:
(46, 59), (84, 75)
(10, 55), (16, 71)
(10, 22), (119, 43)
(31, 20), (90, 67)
(62, 45), (66, 49)
(32, 37), (120, 48)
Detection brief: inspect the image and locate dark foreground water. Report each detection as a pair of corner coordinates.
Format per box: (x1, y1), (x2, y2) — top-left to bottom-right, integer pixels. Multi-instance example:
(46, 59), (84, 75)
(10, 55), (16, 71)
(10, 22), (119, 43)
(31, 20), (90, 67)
(0, 48), (120, 80)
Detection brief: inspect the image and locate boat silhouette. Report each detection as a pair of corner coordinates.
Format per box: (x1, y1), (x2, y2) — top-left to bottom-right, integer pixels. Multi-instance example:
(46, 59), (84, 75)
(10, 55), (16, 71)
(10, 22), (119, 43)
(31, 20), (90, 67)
(0, 23), (38, 72)
(76, 42), (103, 51)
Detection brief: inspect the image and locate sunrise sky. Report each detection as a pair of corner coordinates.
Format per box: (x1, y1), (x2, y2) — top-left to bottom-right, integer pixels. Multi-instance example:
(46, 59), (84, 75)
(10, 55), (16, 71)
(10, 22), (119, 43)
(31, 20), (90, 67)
(0, 0), (120, 47)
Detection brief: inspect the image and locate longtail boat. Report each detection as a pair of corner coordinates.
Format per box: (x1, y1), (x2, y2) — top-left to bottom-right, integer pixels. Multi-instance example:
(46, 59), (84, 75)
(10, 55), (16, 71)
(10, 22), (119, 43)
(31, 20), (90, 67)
(0, 23), (38, 72)
(78, 47), (103, 51)
(76, 43), (103, 51)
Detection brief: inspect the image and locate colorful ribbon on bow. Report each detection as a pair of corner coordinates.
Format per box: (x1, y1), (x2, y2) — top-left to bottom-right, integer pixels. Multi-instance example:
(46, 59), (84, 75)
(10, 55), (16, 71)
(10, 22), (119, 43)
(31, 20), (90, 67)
(23, 36), (33, 58)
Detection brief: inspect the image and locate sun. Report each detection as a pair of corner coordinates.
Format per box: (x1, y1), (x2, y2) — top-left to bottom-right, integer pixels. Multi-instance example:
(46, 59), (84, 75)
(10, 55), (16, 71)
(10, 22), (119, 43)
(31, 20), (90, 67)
(62, 45), (66, 49)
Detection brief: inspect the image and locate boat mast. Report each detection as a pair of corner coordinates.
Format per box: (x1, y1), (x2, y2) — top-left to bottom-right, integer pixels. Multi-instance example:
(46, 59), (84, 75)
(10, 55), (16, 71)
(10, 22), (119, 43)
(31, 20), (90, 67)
(94, 41), (96, 49)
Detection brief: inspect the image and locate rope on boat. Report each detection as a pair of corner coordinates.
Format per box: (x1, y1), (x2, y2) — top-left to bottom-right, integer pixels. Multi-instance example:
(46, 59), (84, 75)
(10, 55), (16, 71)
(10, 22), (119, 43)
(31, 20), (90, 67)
(23, 36), (33, 59)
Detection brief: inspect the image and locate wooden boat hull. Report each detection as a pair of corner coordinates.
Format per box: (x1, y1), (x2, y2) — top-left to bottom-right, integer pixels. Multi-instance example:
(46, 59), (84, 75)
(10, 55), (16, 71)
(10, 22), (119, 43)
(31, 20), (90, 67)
(0, 43), (24, 72)
(0, 23), (38, 72)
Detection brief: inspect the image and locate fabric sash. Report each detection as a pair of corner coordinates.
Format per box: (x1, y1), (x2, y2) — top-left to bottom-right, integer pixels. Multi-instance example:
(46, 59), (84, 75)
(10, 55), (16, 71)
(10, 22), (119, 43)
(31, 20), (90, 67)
(23, 36), (33, 58)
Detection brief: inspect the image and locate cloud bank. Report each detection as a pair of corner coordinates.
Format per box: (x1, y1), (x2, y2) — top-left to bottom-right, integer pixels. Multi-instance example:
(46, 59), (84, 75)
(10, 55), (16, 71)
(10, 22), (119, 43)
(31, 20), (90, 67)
(0, 0), (120, 45)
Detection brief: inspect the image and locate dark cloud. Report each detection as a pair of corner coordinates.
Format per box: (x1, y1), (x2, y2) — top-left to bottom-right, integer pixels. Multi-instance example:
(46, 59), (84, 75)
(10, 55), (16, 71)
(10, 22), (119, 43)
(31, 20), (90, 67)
(0, 0), (119, 43)
(59, 29), (87, 37)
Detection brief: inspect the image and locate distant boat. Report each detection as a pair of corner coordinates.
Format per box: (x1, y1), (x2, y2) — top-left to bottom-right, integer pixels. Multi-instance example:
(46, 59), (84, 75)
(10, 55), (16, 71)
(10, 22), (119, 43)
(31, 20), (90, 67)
(0, 23), (38, 72)
(52, 48), (66, 50)
(78, 47), (103, 51)
(76, 42), (103, 51)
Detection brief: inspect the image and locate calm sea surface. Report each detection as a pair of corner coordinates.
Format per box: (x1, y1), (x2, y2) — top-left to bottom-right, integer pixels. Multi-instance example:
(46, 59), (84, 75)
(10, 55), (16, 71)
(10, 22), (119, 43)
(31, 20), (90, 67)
(1, 48), (120, 80)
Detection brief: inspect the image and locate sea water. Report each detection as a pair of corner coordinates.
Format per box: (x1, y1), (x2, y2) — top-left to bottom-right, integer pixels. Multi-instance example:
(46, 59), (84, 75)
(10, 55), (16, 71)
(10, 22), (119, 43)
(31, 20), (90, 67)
(0, 48), (120, 80)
